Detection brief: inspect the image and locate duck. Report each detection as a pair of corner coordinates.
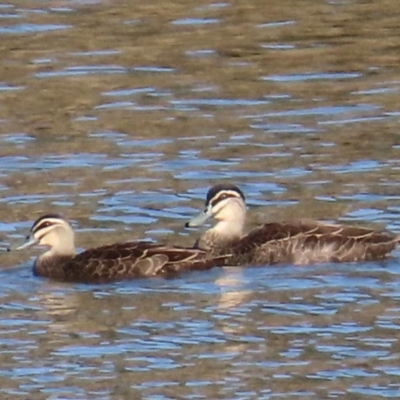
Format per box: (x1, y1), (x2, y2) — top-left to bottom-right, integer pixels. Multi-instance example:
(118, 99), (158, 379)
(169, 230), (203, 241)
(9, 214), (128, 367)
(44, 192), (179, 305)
(9, 213), (231, 284)
(185, 183), (400, 266)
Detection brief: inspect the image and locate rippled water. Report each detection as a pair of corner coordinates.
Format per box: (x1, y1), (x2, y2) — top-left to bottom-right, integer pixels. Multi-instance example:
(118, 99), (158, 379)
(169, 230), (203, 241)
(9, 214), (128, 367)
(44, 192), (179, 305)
(1, 0), (400, 398)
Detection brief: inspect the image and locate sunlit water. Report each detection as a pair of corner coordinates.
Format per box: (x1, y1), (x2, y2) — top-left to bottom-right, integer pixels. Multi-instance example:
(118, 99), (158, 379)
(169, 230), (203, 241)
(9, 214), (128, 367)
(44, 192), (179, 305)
(1, 0), (400, 398)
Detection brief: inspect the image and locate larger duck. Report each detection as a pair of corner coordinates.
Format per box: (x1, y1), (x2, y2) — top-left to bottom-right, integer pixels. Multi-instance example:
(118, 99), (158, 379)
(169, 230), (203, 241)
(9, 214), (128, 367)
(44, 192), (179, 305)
(10, 213), (230, 284)
(185, 184), (400, 266)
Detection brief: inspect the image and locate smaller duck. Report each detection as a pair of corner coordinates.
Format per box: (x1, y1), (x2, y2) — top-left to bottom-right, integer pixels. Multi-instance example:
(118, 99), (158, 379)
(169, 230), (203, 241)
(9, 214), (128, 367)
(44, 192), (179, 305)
(10, 214), (230, 284)
(185, 184), (400, 266)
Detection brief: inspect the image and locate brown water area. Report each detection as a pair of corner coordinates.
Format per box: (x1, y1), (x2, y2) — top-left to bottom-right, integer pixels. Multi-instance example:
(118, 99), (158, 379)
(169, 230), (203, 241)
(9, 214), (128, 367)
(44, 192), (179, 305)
(1, 0), (400, 398)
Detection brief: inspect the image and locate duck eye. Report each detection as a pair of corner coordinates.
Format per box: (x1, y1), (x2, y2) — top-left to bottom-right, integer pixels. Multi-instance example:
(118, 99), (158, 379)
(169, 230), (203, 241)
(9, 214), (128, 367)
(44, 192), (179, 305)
(217, 193), (228, 202)
(39, 221), (52, 229)
(32, 220), (53, 235)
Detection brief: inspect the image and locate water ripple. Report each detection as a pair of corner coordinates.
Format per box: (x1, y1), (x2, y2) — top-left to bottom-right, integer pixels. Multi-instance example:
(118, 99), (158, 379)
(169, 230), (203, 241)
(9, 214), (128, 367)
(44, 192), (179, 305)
(0, 23), (71, 34)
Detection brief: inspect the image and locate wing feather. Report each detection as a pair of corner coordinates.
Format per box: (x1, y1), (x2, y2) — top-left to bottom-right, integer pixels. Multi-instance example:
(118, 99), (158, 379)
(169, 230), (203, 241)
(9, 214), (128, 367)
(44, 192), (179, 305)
(48, 241), (230, 283)
(230, 220), (399, 265)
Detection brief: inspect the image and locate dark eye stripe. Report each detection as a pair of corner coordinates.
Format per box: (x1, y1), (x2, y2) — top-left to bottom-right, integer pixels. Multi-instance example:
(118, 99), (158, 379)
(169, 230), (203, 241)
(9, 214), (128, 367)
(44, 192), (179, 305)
(205, 184), (245, 205)
(210, 193), (236, 207)
(31, 213), (63, 231)
(32, 221), (53, 234)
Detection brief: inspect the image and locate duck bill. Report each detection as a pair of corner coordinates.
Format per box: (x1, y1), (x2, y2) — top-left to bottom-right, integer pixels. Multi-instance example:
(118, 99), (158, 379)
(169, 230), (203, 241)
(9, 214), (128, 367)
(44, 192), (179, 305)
(14, 237), (38, 251)
(185, 207), (213, 227)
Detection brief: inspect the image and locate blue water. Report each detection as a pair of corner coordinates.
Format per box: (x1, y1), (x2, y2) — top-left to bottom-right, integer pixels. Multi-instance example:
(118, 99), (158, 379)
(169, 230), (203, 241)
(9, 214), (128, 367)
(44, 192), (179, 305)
(1, 0), (400, 398)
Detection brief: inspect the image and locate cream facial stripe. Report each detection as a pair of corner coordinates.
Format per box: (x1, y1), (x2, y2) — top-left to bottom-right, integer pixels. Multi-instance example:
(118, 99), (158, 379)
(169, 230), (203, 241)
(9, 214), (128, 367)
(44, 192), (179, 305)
(209, 190), (242, 207)
(32, 218), (64, 235)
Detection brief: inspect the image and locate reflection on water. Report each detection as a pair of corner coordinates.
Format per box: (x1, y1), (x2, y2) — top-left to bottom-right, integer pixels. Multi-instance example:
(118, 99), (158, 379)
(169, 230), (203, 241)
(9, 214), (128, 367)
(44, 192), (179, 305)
(1, 0), (400, 398)
(2, 263), (400, 398)
(262, 71), (362, 82)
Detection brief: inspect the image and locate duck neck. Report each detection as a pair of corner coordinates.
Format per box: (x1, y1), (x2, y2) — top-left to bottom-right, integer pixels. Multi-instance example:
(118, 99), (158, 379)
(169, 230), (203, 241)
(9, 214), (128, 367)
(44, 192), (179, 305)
(34, 253), (74, 279)
(210, 219), (244, 240)
(35, 240), (76, 278)
(198, 218), (244, 255)
(209, 197), (246, 242)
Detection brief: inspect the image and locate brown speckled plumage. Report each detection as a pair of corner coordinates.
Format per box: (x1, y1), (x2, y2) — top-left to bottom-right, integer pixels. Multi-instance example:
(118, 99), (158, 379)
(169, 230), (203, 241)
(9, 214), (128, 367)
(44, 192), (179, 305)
(199, 220), (400, 265)
(13, 214), (230, 284)
(186, 185), (400, 266)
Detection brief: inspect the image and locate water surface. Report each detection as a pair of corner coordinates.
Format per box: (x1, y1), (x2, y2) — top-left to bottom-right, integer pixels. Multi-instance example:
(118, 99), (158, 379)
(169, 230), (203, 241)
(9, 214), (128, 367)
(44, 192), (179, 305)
(1, 0), (400, 398)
